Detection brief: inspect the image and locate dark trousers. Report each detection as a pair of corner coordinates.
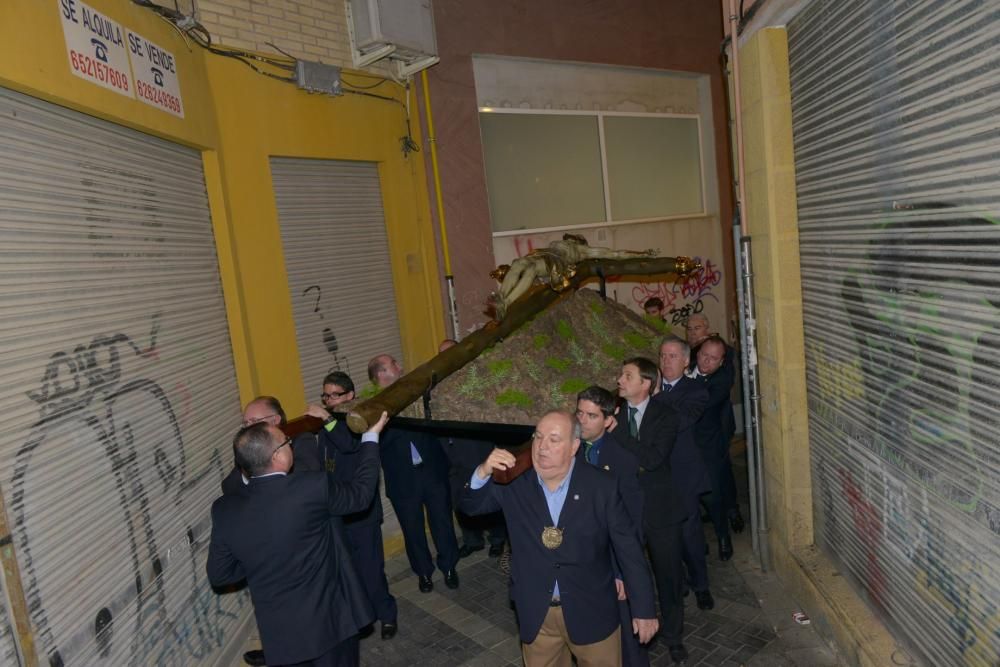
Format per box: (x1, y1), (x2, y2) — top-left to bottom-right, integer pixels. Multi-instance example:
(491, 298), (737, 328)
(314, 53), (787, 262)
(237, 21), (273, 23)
(618, 598), (650, 666)
(456, 509), (506, 548)
(644, 520), (685, 645)
(679, 493), (709, 592)
(344, 520), (397, 624)
(707, 455), (738, 541)
(280, 634), (359, 667)
(390, 465), (459, 577)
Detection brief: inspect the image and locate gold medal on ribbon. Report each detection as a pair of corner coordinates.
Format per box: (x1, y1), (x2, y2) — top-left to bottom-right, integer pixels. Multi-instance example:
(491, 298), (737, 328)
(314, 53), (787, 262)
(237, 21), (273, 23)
(541, 526), (563, 549)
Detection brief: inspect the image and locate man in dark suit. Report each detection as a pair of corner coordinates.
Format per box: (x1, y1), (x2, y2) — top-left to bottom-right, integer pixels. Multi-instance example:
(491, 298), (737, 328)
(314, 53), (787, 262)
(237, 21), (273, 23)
(368, 353), (459, 593)
(691, 336), (740, 561)
(444, 434), (507, 557)
(316, 371), (398, 640)
(462, 411), (658, 666)
(207, 412), (389, 666)
(574, 386), (648, 667)
(613, 357), (690, 664)
(685, 314), (737, 382)
(438, 340), (506, 559)
(654, 336), (714, 610)
(221, 396), (323, 498)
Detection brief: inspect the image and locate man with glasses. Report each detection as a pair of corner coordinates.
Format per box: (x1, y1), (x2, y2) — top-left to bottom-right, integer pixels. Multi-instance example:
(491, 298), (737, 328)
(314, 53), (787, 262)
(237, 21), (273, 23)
(221, 396), (322, 496)
(208, 412), (389, 666)
(312, 371), (399, 640)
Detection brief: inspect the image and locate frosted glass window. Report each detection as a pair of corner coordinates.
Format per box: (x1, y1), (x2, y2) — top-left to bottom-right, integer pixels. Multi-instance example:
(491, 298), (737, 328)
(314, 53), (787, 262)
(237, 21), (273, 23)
(480, 113), (606, 232)
(604, 116), (703, 220)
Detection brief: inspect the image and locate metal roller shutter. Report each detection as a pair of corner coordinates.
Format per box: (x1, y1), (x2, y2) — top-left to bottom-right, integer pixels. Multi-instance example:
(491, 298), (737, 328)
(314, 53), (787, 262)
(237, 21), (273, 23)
(0, 87), (248, 665)
(271, 156), (405, 541)
(270, 157), (404, 399)
(788, 1), (1000, 665)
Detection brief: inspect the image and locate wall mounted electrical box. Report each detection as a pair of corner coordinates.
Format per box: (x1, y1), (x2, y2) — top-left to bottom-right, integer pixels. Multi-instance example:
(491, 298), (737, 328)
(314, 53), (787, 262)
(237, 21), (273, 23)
(346, 0), (439, 77)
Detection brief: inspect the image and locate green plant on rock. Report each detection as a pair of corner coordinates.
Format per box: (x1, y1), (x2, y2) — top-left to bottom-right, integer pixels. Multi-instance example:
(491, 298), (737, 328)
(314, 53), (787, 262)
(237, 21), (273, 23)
(496, 388), (533, 408)
(545, 357), (571, 373)
(458, 365), (491, 398)
(533, 333), (551, 350)
(358, 382), (381, 399)
(589, 301), (605, 315)
(487, 359), (514, 380)
(548, 383), (565, 407)
(567, 340), (588, 366)
(644, 314), (669, 333)
(523, 358), (543, 384)
(560, 378), (589, 395)
(587, 310), (613, 345)
(556, 319), (575, 341)
(602, 342), (626, 360)
(624, 331), (653, 350)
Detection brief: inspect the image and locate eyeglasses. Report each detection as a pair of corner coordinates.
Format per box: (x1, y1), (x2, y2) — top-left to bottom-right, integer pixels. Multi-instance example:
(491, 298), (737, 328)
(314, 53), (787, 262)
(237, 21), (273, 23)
(272, 437), (292, 458)
(242, 414), (278, 427)
(321, 391), (350, 401)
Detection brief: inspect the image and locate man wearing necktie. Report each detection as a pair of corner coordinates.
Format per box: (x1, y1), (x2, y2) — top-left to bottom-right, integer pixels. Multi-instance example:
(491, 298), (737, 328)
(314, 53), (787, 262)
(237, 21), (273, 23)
(655, 336), (715, 610)
(614, 357), (690, 664)
(575, 386), (647, 666)
(462, 411), (658, 666)
(368, 354), (459, 593)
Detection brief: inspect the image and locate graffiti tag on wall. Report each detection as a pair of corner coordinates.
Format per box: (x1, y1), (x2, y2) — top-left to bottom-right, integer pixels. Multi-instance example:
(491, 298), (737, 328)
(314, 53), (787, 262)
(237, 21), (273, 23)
(8, 317), (247, 665)
(806, 208), (1000, 664)
(631, 256), (722, 324)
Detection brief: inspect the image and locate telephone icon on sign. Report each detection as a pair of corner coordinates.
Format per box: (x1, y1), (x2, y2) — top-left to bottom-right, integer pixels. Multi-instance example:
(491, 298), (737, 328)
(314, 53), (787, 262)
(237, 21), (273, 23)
(152, 67), (164, 86)
(91, 38), (108, 63)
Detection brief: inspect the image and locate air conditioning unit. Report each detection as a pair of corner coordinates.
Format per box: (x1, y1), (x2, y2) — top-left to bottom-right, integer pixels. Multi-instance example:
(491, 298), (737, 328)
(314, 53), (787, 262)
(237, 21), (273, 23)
(346, 0), (439, 78)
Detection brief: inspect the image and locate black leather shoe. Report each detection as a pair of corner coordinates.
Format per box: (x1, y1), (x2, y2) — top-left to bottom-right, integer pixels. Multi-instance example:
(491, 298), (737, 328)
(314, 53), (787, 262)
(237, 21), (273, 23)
(668, 643), (688, 663)
(358, 623), (375, 639)
(719, 536), (734, 561)
(243, 650), (266, 667)
(695, 589), (715, 610)
(444, 569), (459, 589)
(730, 511), (745, 534)
(457, 544), (484, 559)
(418, 575), (433, 593)
(381, 622), (397, 640)
(488, 543), (504, 557)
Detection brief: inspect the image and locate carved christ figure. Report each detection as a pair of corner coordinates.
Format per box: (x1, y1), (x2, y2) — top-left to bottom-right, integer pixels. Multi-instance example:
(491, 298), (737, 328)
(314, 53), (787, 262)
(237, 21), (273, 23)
(492, 234), (657, 318)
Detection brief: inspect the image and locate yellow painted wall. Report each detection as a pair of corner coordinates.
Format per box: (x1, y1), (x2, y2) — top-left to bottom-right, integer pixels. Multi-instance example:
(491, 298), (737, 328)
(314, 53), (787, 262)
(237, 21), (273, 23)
(0, 0), (444, 414)
(734, 27), (898, 667)
(207, 55), (445, 408)
(0, 1), (443, 661)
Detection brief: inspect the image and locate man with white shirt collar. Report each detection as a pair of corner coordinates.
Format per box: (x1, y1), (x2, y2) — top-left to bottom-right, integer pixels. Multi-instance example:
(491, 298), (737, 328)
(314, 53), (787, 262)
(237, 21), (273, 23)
(613, 357), (690, 664)
(691, 336), (742, 560)
(368, 353), (459, 593)
(655, 337), (714, 610)
(207, 412), (389, 666)
(461, 411), (658, 666)
(221, 396), (324, 497)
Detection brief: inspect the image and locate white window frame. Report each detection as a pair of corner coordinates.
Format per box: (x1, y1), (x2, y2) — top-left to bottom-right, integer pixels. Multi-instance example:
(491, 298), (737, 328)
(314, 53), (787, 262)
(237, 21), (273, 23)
(480, 107), (707, 237)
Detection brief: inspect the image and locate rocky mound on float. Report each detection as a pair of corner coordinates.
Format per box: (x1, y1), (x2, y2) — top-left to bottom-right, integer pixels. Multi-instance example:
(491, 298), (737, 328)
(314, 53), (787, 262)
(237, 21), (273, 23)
(429, 289), (666, 425)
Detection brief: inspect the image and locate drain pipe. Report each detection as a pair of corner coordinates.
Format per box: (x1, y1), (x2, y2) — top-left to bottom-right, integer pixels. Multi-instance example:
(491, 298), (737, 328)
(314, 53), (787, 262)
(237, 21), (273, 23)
(421, 69), (461, 340)
(728, 0), (770, 571)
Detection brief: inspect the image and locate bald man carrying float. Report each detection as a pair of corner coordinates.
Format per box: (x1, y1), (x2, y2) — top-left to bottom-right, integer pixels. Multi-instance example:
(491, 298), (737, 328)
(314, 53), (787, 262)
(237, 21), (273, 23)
(462, 411), (657, 667)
